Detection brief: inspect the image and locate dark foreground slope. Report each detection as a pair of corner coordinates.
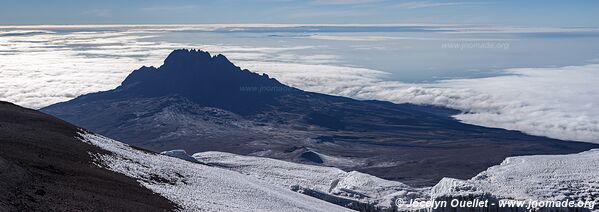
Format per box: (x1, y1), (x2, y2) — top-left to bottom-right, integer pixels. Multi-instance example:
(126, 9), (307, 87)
(0, 101), (176, 211)
(42, 49), (599, 186)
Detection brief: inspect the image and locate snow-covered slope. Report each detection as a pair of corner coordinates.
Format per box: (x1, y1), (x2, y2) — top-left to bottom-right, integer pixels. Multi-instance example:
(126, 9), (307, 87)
(431, 149), (599, 211)
(79, 132), (351, 212)
(470, 149), (599, 202)
(193, 151), (428, 210)
(79, 130), (599, 211)
(193, 149), (599, 211)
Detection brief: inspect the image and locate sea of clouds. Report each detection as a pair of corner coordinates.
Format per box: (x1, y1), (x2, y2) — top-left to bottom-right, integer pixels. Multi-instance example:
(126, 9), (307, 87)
(0, 25), (597, 143)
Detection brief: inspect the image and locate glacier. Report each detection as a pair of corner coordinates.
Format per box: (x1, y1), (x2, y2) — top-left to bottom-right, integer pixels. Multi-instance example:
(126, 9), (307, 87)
(79, 131), (599, 211)
(192, 150), (599, 211)
(193, 151), (428, 211)
(79, 132), (351, 212)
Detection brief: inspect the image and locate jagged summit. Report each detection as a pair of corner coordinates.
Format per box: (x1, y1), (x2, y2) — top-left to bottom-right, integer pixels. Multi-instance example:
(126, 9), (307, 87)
(162, 49), (231, 68)
(107, 49), (299, 114)
(122, 49), (281, 86)
(165, 49), (213, 65)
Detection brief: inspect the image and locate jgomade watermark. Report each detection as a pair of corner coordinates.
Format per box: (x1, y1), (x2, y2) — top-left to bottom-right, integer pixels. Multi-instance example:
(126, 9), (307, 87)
(441, 41), (510, 50)
(239, 86), (296, 93)
(396, 199), (596, 210)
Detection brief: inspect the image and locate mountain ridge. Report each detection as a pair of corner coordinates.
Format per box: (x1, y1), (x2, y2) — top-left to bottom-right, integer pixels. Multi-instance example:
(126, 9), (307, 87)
(42, 49), (599, 186)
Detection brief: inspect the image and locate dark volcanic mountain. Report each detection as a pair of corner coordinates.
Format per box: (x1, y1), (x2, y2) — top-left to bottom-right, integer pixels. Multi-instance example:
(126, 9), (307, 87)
(111, 50), (299, 114)
(42, 49), (599, 186)
(0, 101), (176, 211)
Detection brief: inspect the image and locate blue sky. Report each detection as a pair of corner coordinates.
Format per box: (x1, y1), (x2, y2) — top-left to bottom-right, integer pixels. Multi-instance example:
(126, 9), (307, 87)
(1, 0), (598, 26)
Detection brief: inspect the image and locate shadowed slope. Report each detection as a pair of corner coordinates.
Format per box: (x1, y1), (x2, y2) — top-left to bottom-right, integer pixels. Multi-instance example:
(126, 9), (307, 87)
(0, 101), (177, 211)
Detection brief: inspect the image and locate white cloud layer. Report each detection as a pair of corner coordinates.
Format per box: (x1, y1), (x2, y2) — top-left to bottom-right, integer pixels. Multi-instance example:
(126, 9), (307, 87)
(241, 62), (599, 143)
(0, 26), (598, 143)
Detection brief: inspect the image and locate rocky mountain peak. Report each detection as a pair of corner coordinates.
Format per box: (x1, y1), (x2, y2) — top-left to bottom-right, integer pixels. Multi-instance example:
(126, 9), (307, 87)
(115, 49), (298, 114)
